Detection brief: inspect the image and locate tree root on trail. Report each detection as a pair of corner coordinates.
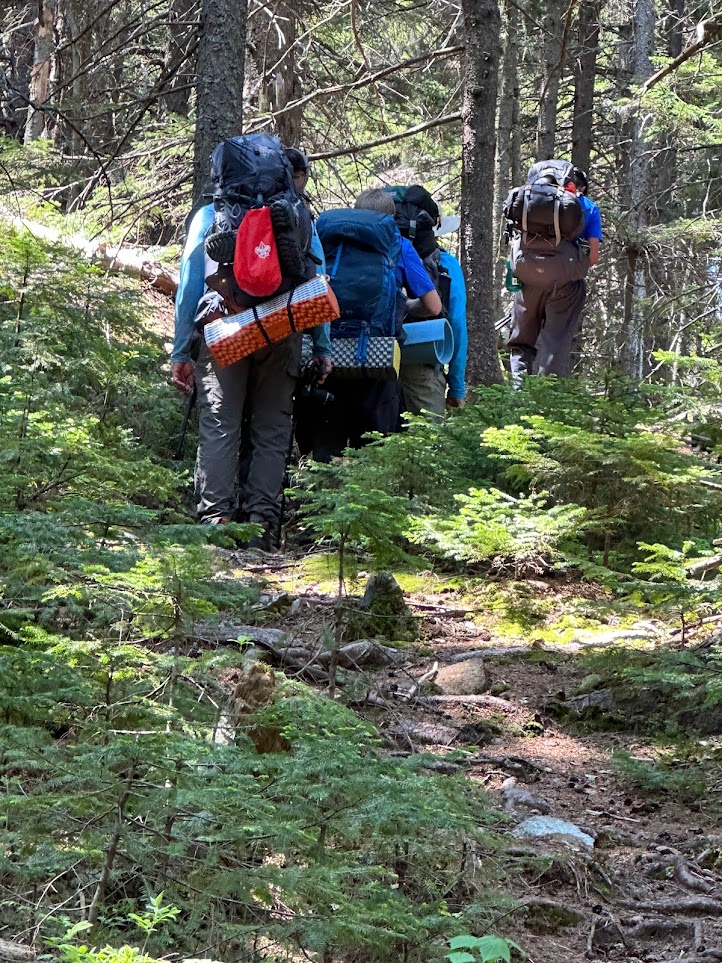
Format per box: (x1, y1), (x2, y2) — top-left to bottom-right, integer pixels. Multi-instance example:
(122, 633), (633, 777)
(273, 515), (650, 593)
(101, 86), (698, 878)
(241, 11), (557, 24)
(412, 693), (516, 711)
(672, 953), (722, 963)
(446, 646), (533, 663)
(617, 896), (722, 915)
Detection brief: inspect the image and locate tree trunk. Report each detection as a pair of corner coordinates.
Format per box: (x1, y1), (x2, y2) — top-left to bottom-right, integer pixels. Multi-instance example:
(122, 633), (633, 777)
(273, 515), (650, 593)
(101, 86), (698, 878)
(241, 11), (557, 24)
(461, 0), (504, 387)
(249, 0), (303, 147)
(164, 0), (198, 117)
(666, 0), (685, 57)
(652, 0), (685, 219)
(494, 0), (518, 323)
(622, 0), (655, 378)
(0, 206), (180, 295)
(536, 0), (565, 160)
(24, 0), (55, 143)
(192, 0), (247, 205)
(571, 0), (599, 174)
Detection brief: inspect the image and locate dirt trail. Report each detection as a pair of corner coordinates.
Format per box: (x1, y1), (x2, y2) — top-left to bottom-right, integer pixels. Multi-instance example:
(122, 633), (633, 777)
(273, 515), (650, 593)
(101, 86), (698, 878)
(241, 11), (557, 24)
(229, 551), (722, 963)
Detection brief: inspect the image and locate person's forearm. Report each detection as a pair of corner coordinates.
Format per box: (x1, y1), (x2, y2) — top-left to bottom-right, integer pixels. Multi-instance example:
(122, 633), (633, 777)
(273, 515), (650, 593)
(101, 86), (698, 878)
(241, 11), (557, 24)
(405, 297), (428, 317)
(310, 322), (331, 356)
(589, 237), (600, 267)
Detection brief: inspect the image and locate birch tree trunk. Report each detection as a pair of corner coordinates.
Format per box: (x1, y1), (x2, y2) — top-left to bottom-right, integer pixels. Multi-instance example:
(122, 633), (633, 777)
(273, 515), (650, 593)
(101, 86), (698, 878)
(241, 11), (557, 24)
(461, 0), (504, 387)
(192, 0), (247, 205)
(24, 0), (55, 143)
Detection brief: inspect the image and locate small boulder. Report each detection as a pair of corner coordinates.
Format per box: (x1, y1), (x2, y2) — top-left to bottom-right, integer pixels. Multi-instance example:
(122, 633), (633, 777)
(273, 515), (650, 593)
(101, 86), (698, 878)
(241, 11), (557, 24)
(435, 659), (491, 695)
(512, 815), (595, 849)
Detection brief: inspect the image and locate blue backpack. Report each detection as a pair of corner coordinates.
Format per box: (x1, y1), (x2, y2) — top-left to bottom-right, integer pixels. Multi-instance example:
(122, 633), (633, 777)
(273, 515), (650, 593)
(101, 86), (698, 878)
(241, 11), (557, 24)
(316, 210), (405, 360)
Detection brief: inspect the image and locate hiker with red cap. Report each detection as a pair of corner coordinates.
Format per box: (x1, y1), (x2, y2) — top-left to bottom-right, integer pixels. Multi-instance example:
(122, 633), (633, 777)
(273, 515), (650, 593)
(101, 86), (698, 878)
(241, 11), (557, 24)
(503, 160), (601, 381)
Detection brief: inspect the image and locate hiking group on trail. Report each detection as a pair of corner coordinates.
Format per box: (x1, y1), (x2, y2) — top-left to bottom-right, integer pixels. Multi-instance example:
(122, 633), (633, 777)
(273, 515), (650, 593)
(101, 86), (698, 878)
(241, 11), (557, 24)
(170, 133), (602, 546)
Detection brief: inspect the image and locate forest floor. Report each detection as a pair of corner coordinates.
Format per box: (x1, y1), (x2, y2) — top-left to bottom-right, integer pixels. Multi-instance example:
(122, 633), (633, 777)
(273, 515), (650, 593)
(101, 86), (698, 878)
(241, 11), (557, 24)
(213, 547), (722, 963)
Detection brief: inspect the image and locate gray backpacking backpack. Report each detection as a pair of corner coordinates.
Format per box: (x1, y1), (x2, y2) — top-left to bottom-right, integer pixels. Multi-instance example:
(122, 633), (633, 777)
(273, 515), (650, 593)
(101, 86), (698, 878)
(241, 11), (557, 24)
(504, 159), (588, 289)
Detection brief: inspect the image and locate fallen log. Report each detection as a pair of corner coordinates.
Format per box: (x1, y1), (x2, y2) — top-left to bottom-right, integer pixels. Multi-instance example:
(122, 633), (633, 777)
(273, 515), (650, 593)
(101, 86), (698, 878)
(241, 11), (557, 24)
(0, 940), (36, 962)
(0, 208), (179, 297)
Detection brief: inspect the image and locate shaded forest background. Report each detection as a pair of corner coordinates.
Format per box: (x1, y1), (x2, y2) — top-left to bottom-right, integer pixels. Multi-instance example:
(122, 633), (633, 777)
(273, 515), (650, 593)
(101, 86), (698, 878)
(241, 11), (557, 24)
(2, 0), (722, 384)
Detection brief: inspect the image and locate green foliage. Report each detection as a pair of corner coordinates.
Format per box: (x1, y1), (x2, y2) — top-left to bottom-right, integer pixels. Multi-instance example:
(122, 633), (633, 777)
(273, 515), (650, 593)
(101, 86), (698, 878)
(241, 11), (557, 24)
(447, 933), (524, 963)
(612, 748), (708, 803)
(0, 227), (185, 512)
(0, 643), (504, 961)
(297, 456), (410, 588)
(409, 488), (586, 568)
(295, 376), (722, 582)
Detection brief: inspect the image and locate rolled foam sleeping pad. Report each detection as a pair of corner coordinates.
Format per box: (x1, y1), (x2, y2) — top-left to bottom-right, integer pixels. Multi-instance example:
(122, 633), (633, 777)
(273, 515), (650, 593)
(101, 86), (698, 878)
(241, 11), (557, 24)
(401, 318), (454, 365)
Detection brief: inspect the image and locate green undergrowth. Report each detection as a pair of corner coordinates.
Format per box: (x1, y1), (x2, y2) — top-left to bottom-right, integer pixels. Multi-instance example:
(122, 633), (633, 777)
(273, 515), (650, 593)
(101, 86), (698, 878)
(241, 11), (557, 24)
(0, 223), (523, 961)
(612, 745), (714, 806)
(0, 639), (509, 961)
(5, 216), (722, 958)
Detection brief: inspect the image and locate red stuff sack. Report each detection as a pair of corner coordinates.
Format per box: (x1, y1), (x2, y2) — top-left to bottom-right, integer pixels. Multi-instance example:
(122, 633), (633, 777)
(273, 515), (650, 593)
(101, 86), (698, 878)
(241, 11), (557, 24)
(233, 206), (282, 298)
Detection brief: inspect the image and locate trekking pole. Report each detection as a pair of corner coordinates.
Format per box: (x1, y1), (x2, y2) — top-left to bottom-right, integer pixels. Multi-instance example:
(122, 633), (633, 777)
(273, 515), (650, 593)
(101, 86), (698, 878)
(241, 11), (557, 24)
(174, 384), (198, 461)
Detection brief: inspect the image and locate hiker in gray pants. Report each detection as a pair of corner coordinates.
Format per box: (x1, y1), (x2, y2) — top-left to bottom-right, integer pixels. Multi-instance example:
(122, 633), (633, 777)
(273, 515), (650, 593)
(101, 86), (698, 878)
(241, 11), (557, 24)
(193, 335), (301, 529)
(507, 279), (587, 379)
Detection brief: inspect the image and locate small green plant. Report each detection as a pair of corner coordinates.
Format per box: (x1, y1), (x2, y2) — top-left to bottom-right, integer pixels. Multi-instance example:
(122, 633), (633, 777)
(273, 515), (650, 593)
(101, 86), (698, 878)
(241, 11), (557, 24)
(48, 895), (179, 963)
(446, 933), (524, 963)
(297, 457), (410, 693)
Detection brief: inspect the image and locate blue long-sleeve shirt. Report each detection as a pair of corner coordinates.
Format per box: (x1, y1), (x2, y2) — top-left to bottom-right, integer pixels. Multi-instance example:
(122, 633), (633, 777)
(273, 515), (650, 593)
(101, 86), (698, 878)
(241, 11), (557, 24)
(439, 249), (468, 399)
(172, 203), (331, 363)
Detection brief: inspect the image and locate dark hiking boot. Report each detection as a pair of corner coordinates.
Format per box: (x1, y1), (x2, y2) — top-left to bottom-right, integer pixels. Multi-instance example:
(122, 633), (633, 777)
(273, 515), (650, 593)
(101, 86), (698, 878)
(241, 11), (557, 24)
(245, 514), (276, 552)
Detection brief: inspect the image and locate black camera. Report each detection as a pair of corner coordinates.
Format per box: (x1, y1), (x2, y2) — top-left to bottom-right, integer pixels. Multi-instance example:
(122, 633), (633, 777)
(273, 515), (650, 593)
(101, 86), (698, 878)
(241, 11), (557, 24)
(297, 359), (334, 407)
(299, 383), (334, 406)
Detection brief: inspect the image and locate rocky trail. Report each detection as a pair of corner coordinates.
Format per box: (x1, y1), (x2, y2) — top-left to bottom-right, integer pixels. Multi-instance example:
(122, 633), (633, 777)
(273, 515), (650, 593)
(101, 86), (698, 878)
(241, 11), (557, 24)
(203, 547), (722, 963)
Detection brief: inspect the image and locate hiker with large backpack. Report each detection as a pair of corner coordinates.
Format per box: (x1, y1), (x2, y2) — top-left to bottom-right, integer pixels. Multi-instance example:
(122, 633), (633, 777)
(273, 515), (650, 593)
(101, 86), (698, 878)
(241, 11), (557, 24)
(503, 159), (597, 381)
(533, 167), (602, 374)
(298, 188), (442, 461)
(385, 185), (468, 414)
(171, 134), (332, 543)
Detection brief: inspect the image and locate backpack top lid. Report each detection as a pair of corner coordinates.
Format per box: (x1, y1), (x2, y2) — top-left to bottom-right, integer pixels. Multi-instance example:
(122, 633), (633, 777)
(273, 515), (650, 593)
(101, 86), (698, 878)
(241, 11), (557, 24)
(386, 184), (439, 259)
(316, 207), (400, 255)
(526, 159), (575, 189)
(209, 133), (294, 202)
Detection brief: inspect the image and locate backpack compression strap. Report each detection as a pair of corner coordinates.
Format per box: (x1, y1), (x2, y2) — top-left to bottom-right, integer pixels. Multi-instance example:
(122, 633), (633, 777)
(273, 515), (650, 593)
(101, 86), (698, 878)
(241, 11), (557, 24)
(521, 184), (563, 246)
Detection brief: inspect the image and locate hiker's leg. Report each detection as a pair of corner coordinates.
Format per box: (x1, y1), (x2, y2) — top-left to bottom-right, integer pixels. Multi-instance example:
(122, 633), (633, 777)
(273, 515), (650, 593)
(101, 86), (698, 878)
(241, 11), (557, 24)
(241, 335), (300, 525)
(354, 379), (403, 445)
(235, 399), (253, 520)
(309, 376), (354, 462)
(400, 363), (446, 416)
(507, 287), (544, 382)
(194, 342), (249, 523)
(536, 281), (586, 377)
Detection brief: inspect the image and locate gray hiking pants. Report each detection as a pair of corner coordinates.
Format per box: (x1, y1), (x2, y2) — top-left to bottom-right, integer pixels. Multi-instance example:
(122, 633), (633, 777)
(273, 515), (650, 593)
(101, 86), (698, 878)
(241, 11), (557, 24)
(507, 280), (587, 382)
(193, 335), (301, 524)
(400, 363), (447, 416)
